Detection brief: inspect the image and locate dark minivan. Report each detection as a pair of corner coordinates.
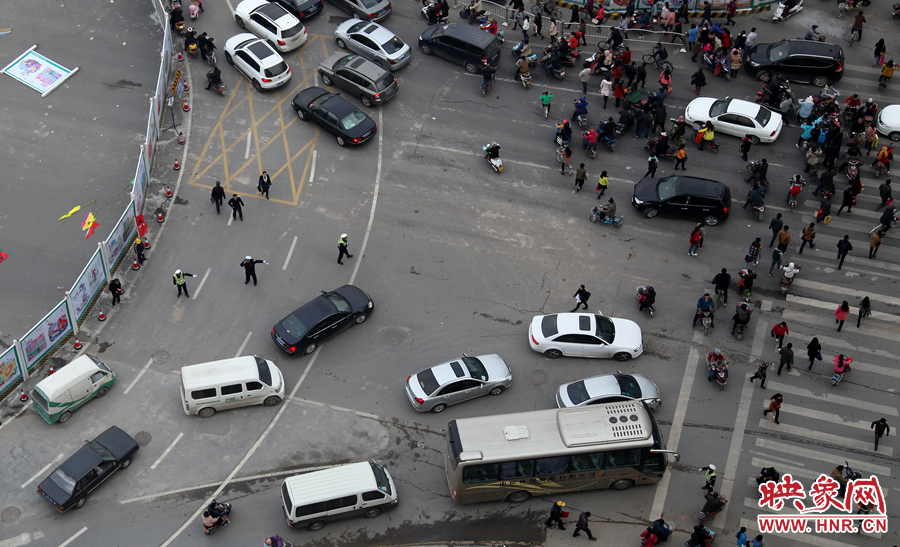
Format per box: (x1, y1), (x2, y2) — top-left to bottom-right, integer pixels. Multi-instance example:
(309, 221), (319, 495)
(418, 23), (502, 73)
(744, 40), (844, 87)
(632, 176), (732, 226)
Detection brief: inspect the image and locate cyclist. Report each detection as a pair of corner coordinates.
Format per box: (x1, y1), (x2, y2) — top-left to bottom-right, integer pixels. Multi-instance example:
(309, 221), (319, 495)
(651, 42), (669, 69)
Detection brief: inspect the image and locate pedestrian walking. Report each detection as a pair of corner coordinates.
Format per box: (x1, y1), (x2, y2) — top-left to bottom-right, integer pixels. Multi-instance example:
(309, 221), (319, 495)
(240, 256), (269, 286)
(134, 237), (147, 265)
(337, 234), (354, 265)
(540, 90), (554, 118)
(575, 163), (586, 192)
(560, 145), (573, 175)
(816, 194), (832, 224)
(545, 501), (567, 530)
(776, 226), (791, 254)
(871, 418), (890, 451)
(549, 19), (559, 42)
(876, 180), (892, 210)
(768, 247), (784, 276)
(806, 337), (822, 369)
(596, 170), (609, 198)
(211, 181), (226, 214)
(837, 186), (854, 215)
(749, 361), (769, 388)
(688, 226), (703, 256)
(700, 464), (717, 492)
(745, 238), (762, 269)
(768, 213), (784, 247)
(534, 14), (544, 39)
(752, 535), (764, 547)
(228, 194), (244, 221)
(857, 296), (871, 327)
(874, 39), (886, 67)
(644, 155), (659, 178)
(740, 135), (752, 161)
(636, 111), (652, 139)
(763, 393), (783, 424)
(623, 61), (637, 88)
(674, 144), (687, 170)
(573, 511), (597, 540)
(571, 285), (591, 312)
(771, 322), (788, 349)
(637, 62), (647, 88)
(736, 527), (748, 547)
(579, 65), (591, 94)
(776, 343), (793, 375)
(700, 1), (712, 27)
(690, 68), (706, 95)
(725, 0), (736, 25)
(798, 223), (816, 254)
(836, 235), (853, 269)
(869, 230), (883, 258)
(613, 80), (625, 107)
(258, 171), (272, 199)
(172, 269), (198, 298)
(109, 278), (123, 307)
(599, 77), (612, 108)
(834, 301), (850, 331)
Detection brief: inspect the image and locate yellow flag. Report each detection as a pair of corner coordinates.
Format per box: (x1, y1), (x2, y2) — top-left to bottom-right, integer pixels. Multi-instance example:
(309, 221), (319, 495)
(81, 212), (96, 231)
(58, 206), (81, 220)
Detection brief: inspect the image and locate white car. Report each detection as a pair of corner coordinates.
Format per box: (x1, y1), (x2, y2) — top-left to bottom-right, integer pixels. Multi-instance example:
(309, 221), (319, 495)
(224, 33), (292, 92)
(684, 97), (783, 144)
(235, 0), (307, 52)
(405, 354), (512, 413)
(528, 313), (643, 361)
(334, 20), (411, 71)
(876, 105), (900, 141)
(556, 373), (661, 410)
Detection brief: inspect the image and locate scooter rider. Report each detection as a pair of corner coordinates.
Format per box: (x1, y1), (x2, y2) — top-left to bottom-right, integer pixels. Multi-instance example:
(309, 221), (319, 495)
(804, 25), (820, 41)
(205, 66), (223, 91)
(690, 524), (713, 547)
(747, 158), (769, 185)
(583, 128), (599, 151)
(731, 302), (753, 334)
(597, 197), (616, 220)
(693, 292), (716, 328)
(170, 4), (185, 29)
(597, 117), (616, 139)
(833, 354), (852, 376)
(184, 27), (199, 52)
(481, 65), (496, 91)
(638, 286), (656, 311)
(744, 185), (766, 209)
(654, 132), (670, 157)
(707, 348), (726, 367)
(702, 491), (725, 517)
(785, 174), (806, 204)
(573, 96), (589, 120)
(781, 0), (800, 18)
(516, 55), (532, 81)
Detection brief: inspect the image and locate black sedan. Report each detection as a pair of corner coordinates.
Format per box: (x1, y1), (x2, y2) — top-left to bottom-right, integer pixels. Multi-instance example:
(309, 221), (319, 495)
(632, 176), (732, 226)
(291, 87), (377, 146)
(272, 285), (373, 355)
(37, 426), (139, 513)
(267, 0), (324, 20)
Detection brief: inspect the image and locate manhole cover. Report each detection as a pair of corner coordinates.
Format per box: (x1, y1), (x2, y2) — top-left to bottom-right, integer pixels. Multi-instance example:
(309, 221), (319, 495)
(134, 431), (152, 446)
(1, 506), (20, 523)
(530, 370), (548, 386)
(152, 351), (170, 364)
(385, 331), (405, 346)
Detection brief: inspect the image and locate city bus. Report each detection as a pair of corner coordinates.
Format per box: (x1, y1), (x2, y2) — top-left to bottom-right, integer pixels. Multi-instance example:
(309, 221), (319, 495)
(444, 401), (679, 504)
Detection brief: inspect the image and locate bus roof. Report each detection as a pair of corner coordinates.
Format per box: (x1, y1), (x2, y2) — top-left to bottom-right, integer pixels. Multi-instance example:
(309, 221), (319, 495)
(452, 402), (656, 461)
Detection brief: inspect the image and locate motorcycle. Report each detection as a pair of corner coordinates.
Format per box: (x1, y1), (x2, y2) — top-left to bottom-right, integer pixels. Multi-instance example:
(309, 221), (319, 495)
(843, 460), (863, 481)
(738, 270), (755, 302)
(636, 285), (656, 317)
(652, 518), (673, 541)
(780, 263), (800, 294)
(600, 132), (616, 151)
(699, 309), (714, 335)
(520, 71), (532, 88)
(422, 0), (449, 23)
(772, 0), (803, 22)
(702, 52), (733, 80)
(174, 19), (186, 37)
(699, 494), (728, 521)
(707, 358), (728, 390)
(747, 190), (765, 221)
(894, 2), (900, 19)
(203, 499), (232, 535)
(685, 526), (716, 547)
(583, 131), (598, 158)
(845, 156), (861, 180)
(541, 48), (576, 67)
(733, 303), (753, 340)
(787, 178), (805, 210)
(550, 66), (566, 80)
(645, 138), (676, 160)
(483, 141), (502, 172)
(511, 42), (538, 66)
(576, 112), (588, 129)
(187, 40), (200, 59)
(837, 0), (861, 17)
(756, 82), (793, 111)
(873, 160), (888, 177)
(591, 206), (623, 227)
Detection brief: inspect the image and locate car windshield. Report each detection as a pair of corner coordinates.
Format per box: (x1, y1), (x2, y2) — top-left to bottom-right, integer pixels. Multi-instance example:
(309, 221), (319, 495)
(566, 381), (590, 405)
(255, 356), (273, 386)
(766, 41), (789, 61)
(348, 21), (368, 32)
(334, 54), (356, 69)
(359, 0), (383, 8)
(370, 462), (392, 495)
(49, 469), (76, 495)
(484, 39), (501, 59)
(265, 61), (289, 77)
(341, 110), (368, 130)
(595, 316), (615, 344)
(417, 369), (440, 395)
(381, 36), (406, 54)
(325, 292), (352, 312)
(755, 107), (772, 126)
(282, 22), (305, 38)
(541, 315), (559, 336)
(462, 356), (488, 381)
(310, 92), (335, 108)
(374, 74), (395, 92)
(709, 98), (730, 118)
(87, 440), (114, 461)
(656, 177), (677, 200)
(615, 374), (642, 398)
(282, 313), (309, 338)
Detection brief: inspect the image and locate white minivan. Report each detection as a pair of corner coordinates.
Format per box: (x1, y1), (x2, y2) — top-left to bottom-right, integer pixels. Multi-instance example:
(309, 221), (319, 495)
(32, 354), (116, 424)
(181, 355), (285, 418)
(281, 461), (398, 530)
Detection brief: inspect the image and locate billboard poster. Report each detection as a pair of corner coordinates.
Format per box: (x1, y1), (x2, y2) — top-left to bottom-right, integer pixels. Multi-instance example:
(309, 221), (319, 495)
(69, 250), (107, 321)
(145, 104), (159, 170)
(0, 346), (23, 396)
(132, 147), (147, 213)
(23, 300), (72, 369)
(105, 202), (137, 268)
(1, 46), (78, 97)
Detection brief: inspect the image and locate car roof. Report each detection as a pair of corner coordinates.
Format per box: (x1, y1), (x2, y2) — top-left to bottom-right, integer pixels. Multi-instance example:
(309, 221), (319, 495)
(35, 355), (103, 399)
(246, 40), (281, 64)
(582, 374), (622, 397)
(431, 22), (497, 47)
(347, 56), (388, 79)
(555, 313), (597, 335)
(432, 361), (470, 385)
(727, 98), (761, 117)
(60, 426), (136, 478)
(288, 293), (338, 324)
(674, 176), (725, 198)
(355, 22), (393, 41)
(784, 39), (842, 59)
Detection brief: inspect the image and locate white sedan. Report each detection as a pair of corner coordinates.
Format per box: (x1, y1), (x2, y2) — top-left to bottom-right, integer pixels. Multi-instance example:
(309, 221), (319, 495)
(876, 105), (900, 141)
(528, 313), (643, 361)
(684, 97), (783, 144)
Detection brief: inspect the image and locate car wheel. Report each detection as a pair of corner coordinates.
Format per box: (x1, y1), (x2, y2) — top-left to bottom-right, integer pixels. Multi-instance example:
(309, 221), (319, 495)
(812, 75), (830, 87)
(361, 95), (373, 108)
(703, 215), (719, 226)
(199, 407), (216, 418)
(225, 52), (234, 65)
(296, 108), (308, 121)
(507, 490), (532, 503)
(489, 386), (504, 395)
(614, 352), (632, 362)
(263, 396), (282, 406)
(890, 131), (900, 141)
(336, 38), (347, 49)
(610, 478), (635, 490)
(235, 16), (246, 28)
(96, 387), (109, 398)
(544, 349), (562, 359)
(749, 135), (760, 145)
(464, 62), (478, 74)
(336, 135), (347, 146)
(307, 521), (326, 531)
(304, 343), (317, 355)
(58, 411), (72, 424)
(431, 403), (447, 413)
(364, 508), (382, 518)
(420, 44), (433, 55)
(644, 208), (658, 218)
(253, 80), (263, 93)
(354, 313), (368, 324)
(321, 73), (333, 86)
(74, 497), (87, 509)
(756, 70), (772, 82)
(119, 457), (132, 470)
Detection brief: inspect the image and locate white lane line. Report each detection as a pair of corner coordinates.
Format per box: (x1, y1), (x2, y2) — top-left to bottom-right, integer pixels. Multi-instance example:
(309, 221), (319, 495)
(191, 268), (212, 300)
(792, 279), (900, 307)
(649, 344), (700, 519)
(150, 433), (184, 470)
(289, 396), (445, 434)
(764, 381), (899, 416)
(750, 458), (820, 481)
(786, 295), (900, 325)
(783, 325), (900, 362)
(227, 213), (233, 226)
(244, 131), (252, 159)
(308, 150), (317, 183)
(123, 358), (155, 396)
(21, 453), (63, 489)
(782, 310), (900, 342)
(778, 404), (877, 431)
(58, 527), (87, 547)
(757, 419), (892, 455)
(282, 236), (298, 270)
(234, 331), (252, 358)
(755, 439), (893, 476)
(351, 109), (384, 284)
(0, 533), (32, 547)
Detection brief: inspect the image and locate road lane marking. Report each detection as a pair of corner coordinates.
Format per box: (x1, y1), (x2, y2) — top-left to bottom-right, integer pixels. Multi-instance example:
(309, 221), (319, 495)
(0, 533), (32, 547)
(283, 236), (298, 270)
(150, 433), (184, 470)
(21, 453), (63, 489)
(792, 279), (900, 306)
(308, 150), (317, 183)
(244, 131), (252, 159)
(763, 381), (898, 416)
(777, 404), (878, 431)
(288, 396), (445, 435)
(57, 528), (87, 547)
(123, 359), (154, 396)
(235, 331), (252, 358)
(755, 439), (892, 476)
(782, 310), (900, 341)
(786, 295), (900, 325)
(351, 109), (384, 285)
(192, 268), (212, 300)
(758, 419), (892, 455)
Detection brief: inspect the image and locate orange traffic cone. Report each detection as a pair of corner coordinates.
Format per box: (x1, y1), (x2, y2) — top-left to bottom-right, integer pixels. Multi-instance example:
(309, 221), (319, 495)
(157, 210), (165, 223)
(173, 159), (180, 170)
(166, 186), (173, 198)
(98, 308), (106, 322)
(48, 364), (55, 375)
(178, 50), (184, 62)
(74, 337), (82, 349)
(182, 99), (190, 112)
(132, 258), (141, 270)
(19, 389), (28, 402)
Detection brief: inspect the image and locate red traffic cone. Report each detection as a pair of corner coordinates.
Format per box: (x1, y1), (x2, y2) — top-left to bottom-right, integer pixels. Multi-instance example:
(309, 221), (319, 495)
(183, 82), (190, 93)
(178, 132), (185, 145)
(74, 337), (82, 349)
(141, 237), (151, 250)
(166, 185), (173, 198)
(182, 99), (190, 112)
(98, 308), (106, 322)
(173, 158), (180, 170)
(48, 364), (55, 375)
(157, 210), (165, 223)
(178, 50), (184, 62)
(19, 389), (28, 402)
(132, 257), (141, 270)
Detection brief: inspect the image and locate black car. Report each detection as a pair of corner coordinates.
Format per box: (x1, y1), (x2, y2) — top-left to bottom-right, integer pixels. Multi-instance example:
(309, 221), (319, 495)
(268, 0), (324, 20)
(272, 285), (373, 355)
(418, 23), (502, 74)
(37, 426), (139, 513)
(632, 176), (732, 226)
(291, 87), (377, 146)
(745, 40), (844, 87)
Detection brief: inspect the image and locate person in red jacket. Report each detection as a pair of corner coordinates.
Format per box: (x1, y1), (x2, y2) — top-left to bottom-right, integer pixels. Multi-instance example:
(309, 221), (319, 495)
(771, 322), (789, 348)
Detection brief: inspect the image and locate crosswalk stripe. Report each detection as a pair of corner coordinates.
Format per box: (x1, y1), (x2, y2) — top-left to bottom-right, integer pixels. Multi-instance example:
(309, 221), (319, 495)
(740, 517), (881, 544)
(749, 458), (826, 481)
(755, 439), (893, 476)
(791, 279), (900, 306)
(786, 295), (900, 325)
(780, 253), (900, 277)
(799, 200), (884, 220)
(757, 419), (892, 455)
(778, 404), (886, 431)
(782, 310), (900, 342)
(763, 381), (899, 416)
(784, 326), (900, 361)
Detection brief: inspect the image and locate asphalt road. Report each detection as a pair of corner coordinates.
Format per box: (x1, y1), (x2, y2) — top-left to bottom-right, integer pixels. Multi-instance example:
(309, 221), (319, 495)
(0, 1), (898, 547)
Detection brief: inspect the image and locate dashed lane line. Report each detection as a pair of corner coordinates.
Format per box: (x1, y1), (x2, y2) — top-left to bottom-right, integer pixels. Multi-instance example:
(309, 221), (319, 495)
(20, 453), (63, 489)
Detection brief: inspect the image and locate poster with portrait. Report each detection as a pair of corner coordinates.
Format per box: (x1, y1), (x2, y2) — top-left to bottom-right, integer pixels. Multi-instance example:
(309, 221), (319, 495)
(23, 301), (72, 369)
(105, 203), (137, 269)
(0, 346), (23, 397)
(70, 250), (107, 321)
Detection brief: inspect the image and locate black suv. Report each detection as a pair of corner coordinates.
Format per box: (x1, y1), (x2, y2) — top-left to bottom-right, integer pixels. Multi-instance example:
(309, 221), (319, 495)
(744, 40), (844, 86)
(632, 176), (732, 226)
(418, 23), (502, 73)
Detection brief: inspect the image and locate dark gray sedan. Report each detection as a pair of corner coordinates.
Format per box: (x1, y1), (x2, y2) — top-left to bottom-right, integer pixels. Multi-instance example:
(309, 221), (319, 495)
(318, 53), (399, 107)
(406, 354), (512, 413)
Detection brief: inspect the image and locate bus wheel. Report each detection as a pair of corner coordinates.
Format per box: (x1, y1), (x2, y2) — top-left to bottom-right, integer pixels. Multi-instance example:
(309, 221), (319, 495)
(506, 490), (532, 503)
(610, 479), (635, 490)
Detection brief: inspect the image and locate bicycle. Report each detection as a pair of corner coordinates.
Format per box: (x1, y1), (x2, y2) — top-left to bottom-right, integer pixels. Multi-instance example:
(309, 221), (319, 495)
(556, 146), (574, 174)
(532, 0), (562, 21)
(847, 28), (860, 46)
(642, 53), (674, 73)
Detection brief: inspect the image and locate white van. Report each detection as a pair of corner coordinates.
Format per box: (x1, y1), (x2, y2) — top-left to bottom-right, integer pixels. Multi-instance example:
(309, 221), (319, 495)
(33, 355), (116, 424)
(180, 355), (285, 418)
(281, 461), (398, 531)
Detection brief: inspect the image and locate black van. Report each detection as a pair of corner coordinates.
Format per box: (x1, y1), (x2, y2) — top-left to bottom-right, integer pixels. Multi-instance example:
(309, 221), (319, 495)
(632, 176), (732, 226)
(744, 40), (844, 87)
(418, 23), (502, 73)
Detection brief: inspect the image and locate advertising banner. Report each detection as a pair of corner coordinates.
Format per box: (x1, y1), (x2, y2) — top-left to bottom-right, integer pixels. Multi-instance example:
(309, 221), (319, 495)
(69, 250), (107, 321)
(145, 103), (160, 171)
(105, 202), (137, 268)
(22, 300), (72, 369)
(1, 45), (79, 97)
(0, 346), (23, 397)
(132, 146), (148, 213)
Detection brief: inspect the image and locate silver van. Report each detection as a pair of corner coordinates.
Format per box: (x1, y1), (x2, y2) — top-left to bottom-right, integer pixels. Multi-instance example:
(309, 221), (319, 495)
(181, 355), (285, 418)
(282, 461), (398, 530)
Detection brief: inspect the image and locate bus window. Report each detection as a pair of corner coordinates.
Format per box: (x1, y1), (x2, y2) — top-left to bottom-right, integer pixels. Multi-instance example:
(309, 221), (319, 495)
(642, 452), (665, 476)
(570, 452), (604, 471)
(463, 463), (500, 483)
(536, 456), (570, 476)
(501, 460), (535, 479)
(606, 449), (641, 469)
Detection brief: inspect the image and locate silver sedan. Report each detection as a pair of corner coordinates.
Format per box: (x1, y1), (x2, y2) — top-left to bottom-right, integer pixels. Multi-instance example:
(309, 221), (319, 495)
(406, 354), (511, 413)
(556, 373), (661, 410)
